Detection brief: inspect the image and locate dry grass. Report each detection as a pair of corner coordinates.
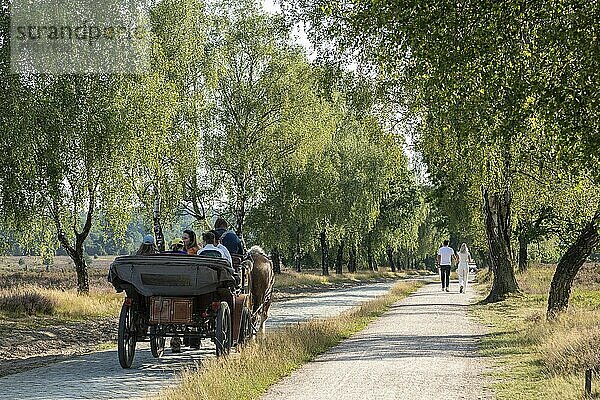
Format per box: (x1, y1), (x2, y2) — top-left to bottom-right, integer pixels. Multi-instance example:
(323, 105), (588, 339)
(156, 280), (423, 400)
(41, 287), (123, 319)
(0, 255), (116, 271)
(0, 256), (122, 320)
(273, 268), (430, 289)
(474, 263), (600, 399)
(0, 286), (123, 319)
(0, 290), (56, 315)
(0, 257), (426, 322)
(0, 265), (115, 292)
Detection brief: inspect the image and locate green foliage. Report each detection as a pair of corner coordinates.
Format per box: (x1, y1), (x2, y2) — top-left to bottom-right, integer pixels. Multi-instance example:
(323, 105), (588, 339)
(284, 0), (600, 279)
(200, 2), (321, 236)
(0, 0), (434, 279)
(246, 65), (426, 269)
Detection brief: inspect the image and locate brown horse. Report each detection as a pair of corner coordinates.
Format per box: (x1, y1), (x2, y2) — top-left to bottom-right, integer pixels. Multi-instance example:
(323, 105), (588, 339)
(248, 246), (274, 334)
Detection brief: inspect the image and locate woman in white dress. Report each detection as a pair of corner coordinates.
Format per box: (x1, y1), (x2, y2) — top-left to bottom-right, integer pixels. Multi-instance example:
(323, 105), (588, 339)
(457, 243), (473, 294)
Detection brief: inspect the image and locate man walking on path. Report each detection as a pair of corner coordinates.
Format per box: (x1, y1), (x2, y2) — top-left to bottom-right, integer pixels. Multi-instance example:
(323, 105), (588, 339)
(437, 240), (456, 292)
(262, 281), (493, 400)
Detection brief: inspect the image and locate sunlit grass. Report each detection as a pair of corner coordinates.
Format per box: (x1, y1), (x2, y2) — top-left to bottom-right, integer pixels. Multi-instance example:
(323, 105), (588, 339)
(156, 280), (424, 400)
(273, 268), (431, 289)
(43, 287), (123, 319)
(0, 285), (123, 320)
(474, 263), (600, 399)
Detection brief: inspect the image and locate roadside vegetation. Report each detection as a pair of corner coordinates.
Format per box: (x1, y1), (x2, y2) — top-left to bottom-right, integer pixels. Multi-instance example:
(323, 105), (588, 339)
(0, 286), (122, 320)
(0, 256), (429, 321)
(0, 263), (122, 320)
(157, 280), (423, 400)
(273, 268), (432, 289)
(474, 263), (600, 399)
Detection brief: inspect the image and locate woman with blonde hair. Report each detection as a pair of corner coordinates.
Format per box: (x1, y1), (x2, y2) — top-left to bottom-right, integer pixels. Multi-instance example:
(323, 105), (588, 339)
(457, 243), (473, 293)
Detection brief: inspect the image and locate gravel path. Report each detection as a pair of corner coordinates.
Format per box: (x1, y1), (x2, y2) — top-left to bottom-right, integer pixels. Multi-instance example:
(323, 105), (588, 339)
(0, 281), (400, 400)
(262, 280), (494, 400)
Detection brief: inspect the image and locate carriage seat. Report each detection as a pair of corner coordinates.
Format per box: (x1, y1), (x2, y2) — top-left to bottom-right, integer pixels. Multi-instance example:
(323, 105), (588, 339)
(198, 249), (223, 259)
(230, 254), (250, 292)
(231, 255), (243, 268)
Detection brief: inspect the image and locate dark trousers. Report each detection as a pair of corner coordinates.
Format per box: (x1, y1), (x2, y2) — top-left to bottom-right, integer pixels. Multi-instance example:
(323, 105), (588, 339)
(440, 265), (451, 288)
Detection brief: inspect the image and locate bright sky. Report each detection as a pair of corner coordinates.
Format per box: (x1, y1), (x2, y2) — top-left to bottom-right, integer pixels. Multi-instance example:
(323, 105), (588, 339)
(261, 0), (316, 60)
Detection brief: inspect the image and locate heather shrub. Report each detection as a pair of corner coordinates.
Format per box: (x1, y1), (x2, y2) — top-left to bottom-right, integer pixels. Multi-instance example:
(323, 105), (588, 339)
(0, 290), (56, 315)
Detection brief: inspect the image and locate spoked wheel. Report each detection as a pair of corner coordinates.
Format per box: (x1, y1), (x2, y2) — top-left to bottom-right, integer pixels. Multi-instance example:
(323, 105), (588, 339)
(150, 326), (165, 358)
(238, 307), (253, 346)
(118, 303), (137, 368)
(215, 301), (232, 356)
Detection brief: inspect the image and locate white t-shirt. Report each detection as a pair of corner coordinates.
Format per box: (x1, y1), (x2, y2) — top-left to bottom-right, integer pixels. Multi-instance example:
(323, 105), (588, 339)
(437, 246), (455, 265)
(217, 243), (233, 266)
(198, 244), (232, 266)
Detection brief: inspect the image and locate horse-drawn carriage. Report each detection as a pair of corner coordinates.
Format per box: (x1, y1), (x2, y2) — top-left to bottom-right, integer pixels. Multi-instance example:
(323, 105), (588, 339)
(108, 248), (273, 369)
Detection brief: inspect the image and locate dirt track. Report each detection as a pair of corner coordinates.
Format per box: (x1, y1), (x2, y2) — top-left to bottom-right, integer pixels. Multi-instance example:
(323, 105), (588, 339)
(262, 280), (494, 400)
(0, 281), (399, 399)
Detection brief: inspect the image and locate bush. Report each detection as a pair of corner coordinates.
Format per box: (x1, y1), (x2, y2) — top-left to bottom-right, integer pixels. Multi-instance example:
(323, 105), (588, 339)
(539, 324), (600, 374)
(0, 290), (56, 315)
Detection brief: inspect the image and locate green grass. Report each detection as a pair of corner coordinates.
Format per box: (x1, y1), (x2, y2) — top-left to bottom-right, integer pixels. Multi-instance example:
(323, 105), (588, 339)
(473, 264), (600, 399)
(156, 280), (424, 400)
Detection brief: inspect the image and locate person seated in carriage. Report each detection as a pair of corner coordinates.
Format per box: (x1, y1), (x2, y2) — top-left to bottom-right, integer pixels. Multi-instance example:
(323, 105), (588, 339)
(182, 229), (200, 255)
(136, 234), (158, 255)
(214, 218), (244, 255)
(168, 237), (187, 254)
(198, 231), (232, 263)
(198, 231), (241, 287)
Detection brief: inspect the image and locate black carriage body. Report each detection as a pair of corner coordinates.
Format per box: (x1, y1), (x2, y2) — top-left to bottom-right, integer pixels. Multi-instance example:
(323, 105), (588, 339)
(109, 253), (236, 297)
(109, 254), (251, 367)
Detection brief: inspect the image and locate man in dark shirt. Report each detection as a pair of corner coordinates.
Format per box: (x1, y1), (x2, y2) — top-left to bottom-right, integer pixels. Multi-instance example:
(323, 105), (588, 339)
(214, 217), (244, 255)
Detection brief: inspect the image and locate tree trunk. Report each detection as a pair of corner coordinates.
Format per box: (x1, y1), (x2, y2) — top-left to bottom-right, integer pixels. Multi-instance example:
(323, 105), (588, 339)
(518, 234), (528, 273)
(320, 227), (329, 276)
(387, 247), (396, 272)
(272, 247), (281, 274)
(395, 252), (402, 271)
(53, 191), (95, 294)
(295, 227), (301, 272)
(367, 235), (375, 272)
(335, 240), (344, 274)
(153, 196), (165, 252)
(57, 229), (90, 294)
(482, 186), (519, 303)
(547, 212), (600, 319)
(348, 244), (357, 273)
(73, 252), (89, 294)
(235, 198), (246, 240)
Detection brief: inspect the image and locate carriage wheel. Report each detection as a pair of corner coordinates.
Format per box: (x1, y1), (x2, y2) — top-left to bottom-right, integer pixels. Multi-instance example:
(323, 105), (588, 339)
(150, 326), (165, 358)
(238, 307), (253, 345)
(118, 303), (137, 368)
(215, 302), (232, 356)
